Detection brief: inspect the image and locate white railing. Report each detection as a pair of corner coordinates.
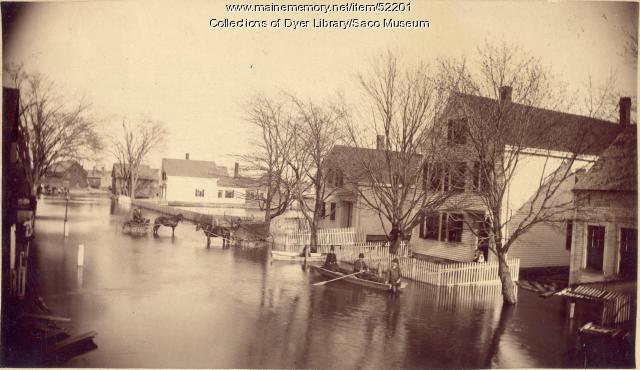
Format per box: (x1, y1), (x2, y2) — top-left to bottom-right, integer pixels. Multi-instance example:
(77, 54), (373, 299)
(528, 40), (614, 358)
(271, 227), (519, 286)
(272, 237), (410, 259)
(392, 256), (520, 286)
(273, 227), (358, 247)
(340, 253), (518, 286)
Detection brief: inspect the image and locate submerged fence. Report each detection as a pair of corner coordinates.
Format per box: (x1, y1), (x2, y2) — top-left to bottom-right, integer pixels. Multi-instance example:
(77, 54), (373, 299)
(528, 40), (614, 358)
(272, 228), (519, 286)
(273, 227), (360, 247)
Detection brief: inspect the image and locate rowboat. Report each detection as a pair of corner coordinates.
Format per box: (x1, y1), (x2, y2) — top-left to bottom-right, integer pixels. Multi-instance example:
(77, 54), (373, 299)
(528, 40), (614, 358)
(271, 250), (326, 262)
(310, 265), (403, 291)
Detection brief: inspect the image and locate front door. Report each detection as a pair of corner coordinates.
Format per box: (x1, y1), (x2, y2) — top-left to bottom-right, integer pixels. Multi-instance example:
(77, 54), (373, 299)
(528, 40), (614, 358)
(619, 228), (637, 278)
(342, 201), (353, 228)
(586, 225), (605, 271)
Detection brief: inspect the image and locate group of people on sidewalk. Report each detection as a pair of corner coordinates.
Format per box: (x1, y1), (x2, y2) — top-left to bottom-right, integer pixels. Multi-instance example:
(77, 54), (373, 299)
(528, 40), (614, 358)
(320, 246), (402, 292)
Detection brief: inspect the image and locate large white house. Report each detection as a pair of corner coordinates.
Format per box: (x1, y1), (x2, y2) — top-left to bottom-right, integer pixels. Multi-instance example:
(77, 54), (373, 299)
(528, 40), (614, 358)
(322, 88), (626, 266)
(160, 155), (255, 206)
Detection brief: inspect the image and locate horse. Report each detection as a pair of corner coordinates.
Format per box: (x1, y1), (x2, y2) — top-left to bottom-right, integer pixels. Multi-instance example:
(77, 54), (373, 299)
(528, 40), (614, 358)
(153, 213), (183, 236)
(196, 222), (235, 248)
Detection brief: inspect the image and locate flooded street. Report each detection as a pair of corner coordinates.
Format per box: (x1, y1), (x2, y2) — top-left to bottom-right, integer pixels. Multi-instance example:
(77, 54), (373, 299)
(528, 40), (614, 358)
(31, 197), (580, 368)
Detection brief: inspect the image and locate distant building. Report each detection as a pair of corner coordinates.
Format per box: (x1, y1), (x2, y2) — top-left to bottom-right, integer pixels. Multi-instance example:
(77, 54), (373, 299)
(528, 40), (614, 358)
(87, 167), (111, 189)
(44, 160), (87, 189)
(569, 125), (637, 285)
(112, 163), (160, 198)
(161, 154), (256, 205)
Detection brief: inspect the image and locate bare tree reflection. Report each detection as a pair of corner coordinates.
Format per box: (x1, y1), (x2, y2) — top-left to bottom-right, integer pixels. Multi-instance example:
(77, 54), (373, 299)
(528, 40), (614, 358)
(485, 304), (515, 368)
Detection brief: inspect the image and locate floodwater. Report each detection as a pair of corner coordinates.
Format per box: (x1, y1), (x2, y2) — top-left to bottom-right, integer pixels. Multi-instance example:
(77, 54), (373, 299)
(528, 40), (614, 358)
(30, 197), (582, 369)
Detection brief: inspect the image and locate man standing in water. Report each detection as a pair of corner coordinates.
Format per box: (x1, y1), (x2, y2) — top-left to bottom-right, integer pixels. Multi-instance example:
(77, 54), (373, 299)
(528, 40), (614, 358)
(388, 258), (402, 293)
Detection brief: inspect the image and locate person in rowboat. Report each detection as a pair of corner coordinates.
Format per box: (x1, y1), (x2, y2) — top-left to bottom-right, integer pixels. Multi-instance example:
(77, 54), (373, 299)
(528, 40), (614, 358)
(353, 253), (368, 275)
(387, 258), (402, 293)
(323, 246), (339, 271)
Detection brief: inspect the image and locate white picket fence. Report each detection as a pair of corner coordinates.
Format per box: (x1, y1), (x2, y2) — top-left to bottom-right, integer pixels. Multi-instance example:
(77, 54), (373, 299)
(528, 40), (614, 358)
(273, 227), (360, 247)
(362, 256), (520, 286)
(272, 227), (519, 286)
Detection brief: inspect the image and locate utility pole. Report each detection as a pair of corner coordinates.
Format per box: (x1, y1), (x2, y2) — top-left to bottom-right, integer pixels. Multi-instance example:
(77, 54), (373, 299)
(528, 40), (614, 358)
(63, 192), (69, 237)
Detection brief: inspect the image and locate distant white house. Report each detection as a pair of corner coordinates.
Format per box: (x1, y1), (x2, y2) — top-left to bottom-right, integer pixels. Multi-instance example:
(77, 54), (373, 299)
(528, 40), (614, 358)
(161, 155), (256, 206)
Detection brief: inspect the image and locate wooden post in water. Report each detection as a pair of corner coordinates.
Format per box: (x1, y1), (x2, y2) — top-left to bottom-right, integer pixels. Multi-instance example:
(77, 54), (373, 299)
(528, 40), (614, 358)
(77, 244), (85, 267)
(63, 195), (70, 237)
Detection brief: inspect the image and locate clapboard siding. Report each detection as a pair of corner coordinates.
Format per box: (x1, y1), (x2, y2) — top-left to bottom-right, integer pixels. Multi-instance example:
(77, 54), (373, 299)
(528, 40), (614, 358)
(410, 222), (477, 262)
(507, 221), (570, 268)
(505, 170), (577, 268)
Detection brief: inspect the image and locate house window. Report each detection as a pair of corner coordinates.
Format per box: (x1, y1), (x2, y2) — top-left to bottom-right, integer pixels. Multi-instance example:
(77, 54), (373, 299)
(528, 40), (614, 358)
(420, 212), (463, 243)
(195, 189), (205, 197)
(321, 202), (326, 218)
(447, 118), (467, 145)
(218, 190), (223, 198)
(326, 169), (335, 186)
(424, 162), (444, 192)
(445, 213), (464, 243)
(472, 161), (491, 192)
(335, 169), (344, 187)
(330, 203), (336, 221)
(565, 220), (573, 251)
(225, 190), (234, 198)
(419, 212), (440, 240)
(586, 225), (605, 271)
(449, 162), (466, 193)
(246, 191), (255, 200)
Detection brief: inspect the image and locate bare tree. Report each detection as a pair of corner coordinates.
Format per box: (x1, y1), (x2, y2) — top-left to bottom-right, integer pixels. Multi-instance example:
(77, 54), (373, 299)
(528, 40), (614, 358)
(622, 27), (638, 65)
(580, 71), (620, 122)
(439, 41), (612, 304)
(342, 52), (453, 254)
(110, 119), (166, 198)
(287, 96), (345, 251)
(4, 63), (102, 196)
(241, 95), (296, 235)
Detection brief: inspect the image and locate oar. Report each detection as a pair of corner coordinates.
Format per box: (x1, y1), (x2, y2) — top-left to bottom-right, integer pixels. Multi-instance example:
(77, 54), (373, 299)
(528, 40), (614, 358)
(313, 271), (362, 286)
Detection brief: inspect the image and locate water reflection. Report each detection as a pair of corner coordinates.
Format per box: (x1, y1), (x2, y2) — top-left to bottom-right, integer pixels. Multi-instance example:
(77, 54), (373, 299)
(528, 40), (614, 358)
(30, 197), (578, 369)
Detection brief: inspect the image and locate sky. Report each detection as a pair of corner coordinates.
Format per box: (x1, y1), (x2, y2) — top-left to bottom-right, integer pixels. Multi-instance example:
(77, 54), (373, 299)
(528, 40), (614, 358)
(3, 0), (638, 171)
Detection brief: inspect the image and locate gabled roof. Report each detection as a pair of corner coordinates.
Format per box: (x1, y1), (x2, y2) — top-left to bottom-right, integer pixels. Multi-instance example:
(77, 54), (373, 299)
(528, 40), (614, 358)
(573, 126), (637, 192)
(161, 158), (228, 178)
(325, 145), (422, 183)
(217, 176), (257, 188)
(450, 93), (622, 156)
(112, 163), (159, 180)
(50, 160), (83, 174)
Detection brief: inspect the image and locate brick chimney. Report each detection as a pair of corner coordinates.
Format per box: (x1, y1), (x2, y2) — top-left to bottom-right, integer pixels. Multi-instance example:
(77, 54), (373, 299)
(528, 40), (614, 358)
(376, 135), (385, 150)
(185, 153), (189, 160)
(499, 86), (512, 102)
(619, 97), (632, 126)
(234, 162), (239, 177)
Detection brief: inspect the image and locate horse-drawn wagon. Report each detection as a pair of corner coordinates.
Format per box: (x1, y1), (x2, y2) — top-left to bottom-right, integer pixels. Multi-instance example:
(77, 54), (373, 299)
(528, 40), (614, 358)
(122, 218), (150, 235)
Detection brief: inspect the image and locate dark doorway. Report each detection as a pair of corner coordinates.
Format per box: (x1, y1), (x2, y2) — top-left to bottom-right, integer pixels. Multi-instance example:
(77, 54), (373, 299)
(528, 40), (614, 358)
(586, 225), (605, 271)
(342, 201), (353, 228)
(619, 228), (637, 279)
